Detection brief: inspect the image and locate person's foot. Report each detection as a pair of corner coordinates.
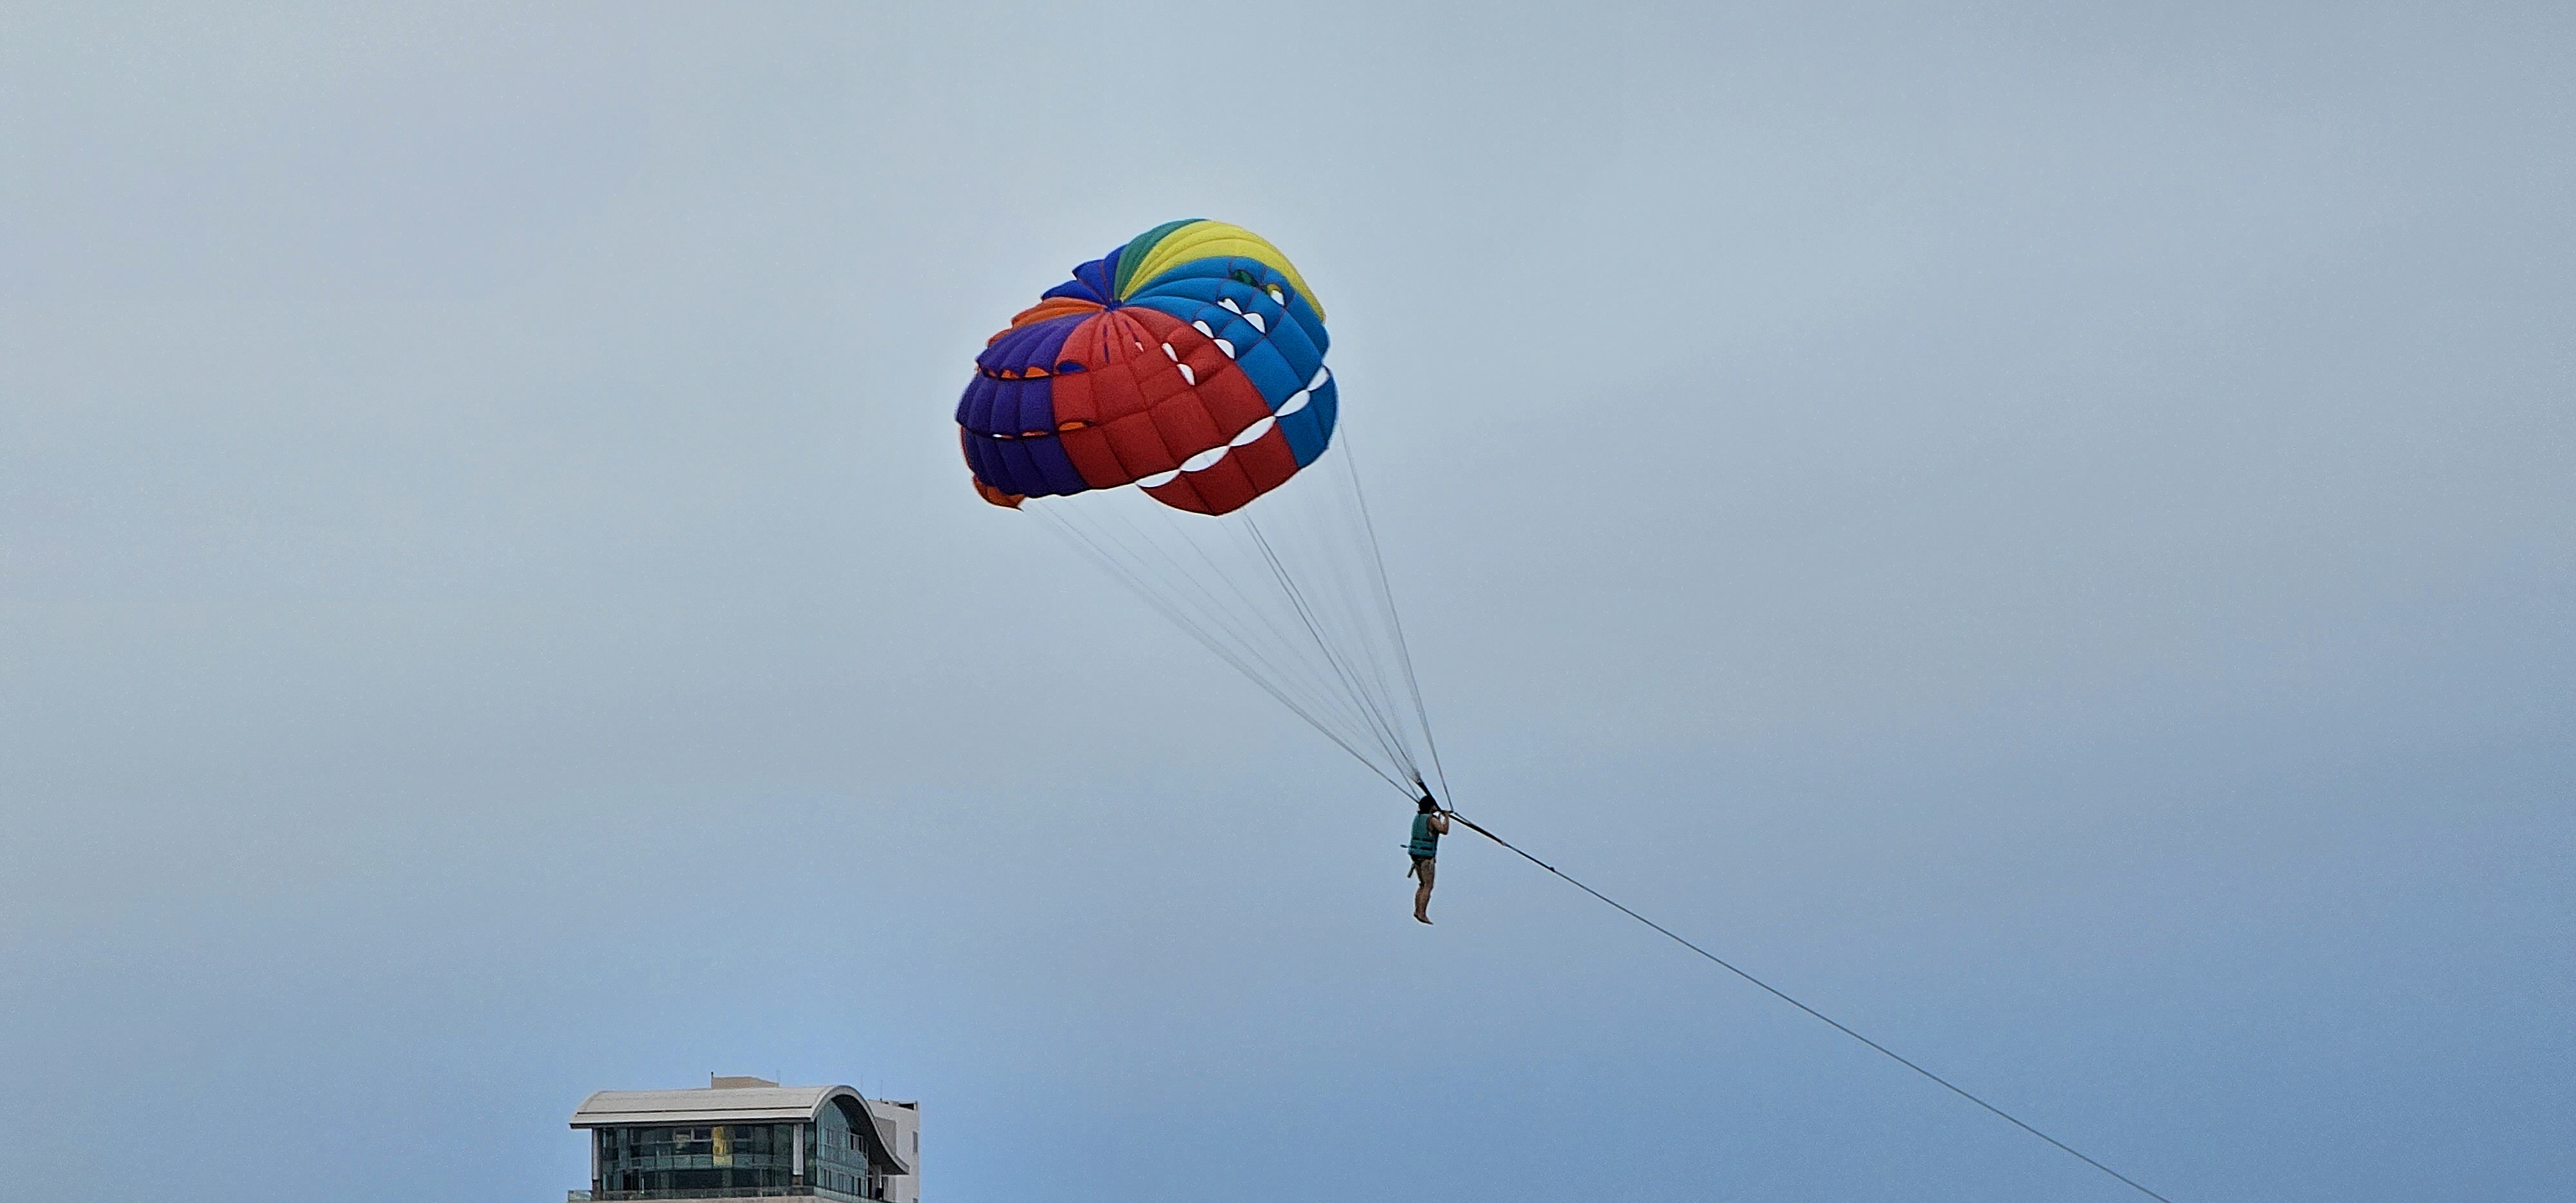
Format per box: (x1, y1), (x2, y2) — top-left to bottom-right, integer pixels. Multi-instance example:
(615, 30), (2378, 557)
(1415, 914), (1433, 924)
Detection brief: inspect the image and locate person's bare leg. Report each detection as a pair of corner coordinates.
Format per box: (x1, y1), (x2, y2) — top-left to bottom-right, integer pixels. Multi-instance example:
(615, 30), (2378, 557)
(1414, 858), (1436, 924)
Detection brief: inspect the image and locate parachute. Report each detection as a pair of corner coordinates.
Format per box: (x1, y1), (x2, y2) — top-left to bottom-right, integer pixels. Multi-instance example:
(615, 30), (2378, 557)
(956, 220), (1444, 799)
(956, 219), (1338, 516)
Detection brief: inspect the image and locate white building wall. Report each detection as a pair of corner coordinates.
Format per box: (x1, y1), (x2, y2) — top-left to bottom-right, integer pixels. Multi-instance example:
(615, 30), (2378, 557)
(872, 1100), (921, 1203)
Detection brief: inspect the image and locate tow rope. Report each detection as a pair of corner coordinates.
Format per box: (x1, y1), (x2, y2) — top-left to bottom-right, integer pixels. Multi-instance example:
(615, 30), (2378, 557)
(1444, 808), (2177, 1203)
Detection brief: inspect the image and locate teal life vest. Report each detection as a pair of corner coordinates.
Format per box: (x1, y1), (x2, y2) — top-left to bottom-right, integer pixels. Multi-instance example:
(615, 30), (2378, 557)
(1408, 813), (1441, 858)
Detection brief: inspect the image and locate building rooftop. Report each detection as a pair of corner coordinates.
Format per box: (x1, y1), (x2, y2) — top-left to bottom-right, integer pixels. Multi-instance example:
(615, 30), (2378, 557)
(573, 1085), (849, 1128)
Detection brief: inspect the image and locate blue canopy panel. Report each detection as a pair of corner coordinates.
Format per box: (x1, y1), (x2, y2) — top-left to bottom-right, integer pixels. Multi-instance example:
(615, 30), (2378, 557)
(1124, 257), (1335, 468)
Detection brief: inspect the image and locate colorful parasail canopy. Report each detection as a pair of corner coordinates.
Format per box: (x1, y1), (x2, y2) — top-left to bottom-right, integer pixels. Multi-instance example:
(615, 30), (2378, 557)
(956, 220), (1338, 516)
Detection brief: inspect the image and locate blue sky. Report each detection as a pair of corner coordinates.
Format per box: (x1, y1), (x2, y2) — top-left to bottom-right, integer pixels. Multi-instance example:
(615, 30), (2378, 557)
(3, 4), (2568, 1201)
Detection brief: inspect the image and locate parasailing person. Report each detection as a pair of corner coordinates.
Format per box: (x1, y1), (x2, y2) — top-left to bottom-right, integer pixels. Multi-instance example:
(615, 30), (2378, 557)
(1406, 792), (1451, 924)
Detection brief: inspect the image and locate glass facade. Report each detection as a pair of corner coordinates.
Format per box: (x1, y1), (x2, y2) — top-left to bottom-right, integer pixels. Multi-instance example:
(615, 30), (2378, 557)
(598, 1123), (799, 1197)
(591, 1101), (896, 1201)
(811, 1101), (882, 1202)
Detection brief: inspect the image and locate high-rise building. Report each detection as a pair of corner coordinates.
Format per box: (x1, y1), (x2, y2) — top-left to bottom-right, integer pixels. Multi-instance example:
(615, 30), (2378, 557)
(569, 1075), (919, 1203)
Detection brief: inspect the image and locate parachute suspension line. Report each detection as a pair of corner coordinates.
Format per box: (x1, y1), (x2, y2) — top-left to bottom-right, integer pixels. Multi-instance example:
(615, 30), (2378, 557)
(1029, 502), (1418, 794)
(1046, 503), (1410, 791)
(1329, 431), (1450, 804)
(1095, 485), (1399, 760)
(1169, 498), (1424, 789)
(1244, 519), (1421, 790)
(1441, 810), (2179, 1203)
(1235, 423), (1444, 800)
(1022, 424), (1444, 803)
(1091, 493), (1390, 753)
(1037, 502), (1302, 714)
